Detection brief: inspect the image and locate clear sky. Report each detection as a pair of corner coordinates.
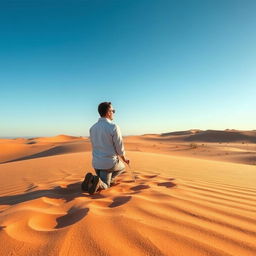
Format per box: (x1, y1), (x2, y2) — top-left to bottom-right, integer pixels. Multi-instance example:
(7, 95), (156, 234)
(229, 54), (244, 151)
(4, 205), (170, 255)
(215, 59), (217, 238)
(1, 0), (255, 137)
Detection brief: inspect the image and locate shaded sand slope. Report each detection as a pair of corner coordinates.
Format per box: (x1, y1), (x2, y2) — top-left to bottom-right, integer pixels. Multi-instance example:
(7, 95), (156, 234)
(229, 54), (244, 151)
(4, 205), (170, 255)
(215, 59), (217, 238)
(0, 152), (255, 256)
(0, 136), (90, 164)
(160, 129), (256, 143)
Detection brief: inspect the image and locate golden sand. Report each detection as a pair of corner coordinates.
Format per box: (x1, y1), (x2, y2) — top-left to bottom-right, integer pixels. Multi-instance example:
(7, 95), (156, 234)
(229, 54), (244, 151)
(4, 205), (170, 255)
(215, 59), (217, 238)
(0, 133), (255, 255)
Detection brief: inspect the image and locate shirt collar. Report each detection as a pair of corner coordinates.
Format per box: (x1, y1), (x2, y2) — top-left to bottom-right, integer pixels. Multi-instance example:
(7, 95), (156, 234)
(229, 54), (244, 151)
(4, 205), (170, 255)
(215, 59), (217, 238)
(98, 117), (112, 123)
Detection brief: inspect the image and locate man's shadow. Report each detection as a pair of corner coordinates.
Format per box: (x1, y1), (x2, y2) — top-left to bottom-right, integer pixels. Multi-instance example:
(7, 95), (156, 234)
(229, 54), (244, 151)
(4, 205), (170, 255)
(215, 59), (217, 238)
(0, 182), (104, 229)
(0, 181), (103, 206)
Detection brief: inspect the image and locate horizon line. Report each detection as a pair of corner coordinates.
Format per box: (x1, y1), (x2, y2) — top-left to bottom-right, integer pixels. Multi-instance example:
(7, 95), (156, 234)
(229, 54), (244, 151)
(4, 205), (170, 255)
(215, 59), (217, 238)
(1, 128), (256, 139)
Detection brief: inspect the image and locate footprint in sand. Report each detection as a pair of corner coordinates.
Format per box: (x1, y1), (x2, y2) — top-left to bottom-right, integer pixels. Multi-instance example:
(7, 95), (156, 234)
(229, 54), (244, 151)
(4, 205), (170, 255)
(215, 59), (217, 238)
(42, 197), (64, 206)
(0, 226), (6, 231)
(141, 174), (159, 179)
(122, 180), (135, 183)
(55, 206), (89, 229)
(157, 182), (176, 188)
(130, 184), (150, 191)
(108, 196), (132, 208)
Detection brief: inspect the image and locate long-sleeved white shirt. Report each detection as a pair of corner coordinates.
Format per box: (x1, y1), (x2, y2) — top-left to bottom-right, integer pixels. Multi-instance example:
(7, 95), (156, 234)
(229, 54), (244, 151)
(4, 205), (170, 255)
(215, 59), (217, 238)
(89, 117), (125, 169)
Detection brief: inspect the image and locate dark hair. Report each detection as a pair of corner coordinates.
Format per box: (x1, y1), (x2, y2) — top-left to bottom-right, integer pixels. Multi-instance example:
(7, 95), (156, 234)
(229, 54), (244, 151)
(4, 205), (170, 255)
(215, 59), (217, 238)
(98, 102), (112, 117)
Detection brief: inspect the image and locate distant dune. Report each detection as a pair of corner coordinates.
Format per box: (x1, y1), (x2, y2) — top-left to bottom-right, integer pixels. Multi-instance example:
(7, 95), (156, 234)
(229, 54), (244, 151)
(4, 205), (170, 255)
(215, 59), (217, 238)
(35, 134), (82, 143)
(0, 135), (90, 164)
(1, 130), (256, 165)
(161, 129), (201, 136)
(161, 129), (256, 143)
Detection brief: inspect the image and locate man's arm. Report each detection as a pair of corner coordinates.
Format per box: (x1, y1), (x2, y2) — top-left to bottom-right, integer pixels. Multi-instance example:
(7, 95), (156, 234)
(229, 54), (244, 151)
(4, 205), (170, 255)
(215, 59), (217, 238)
(113, 125), (129, 165)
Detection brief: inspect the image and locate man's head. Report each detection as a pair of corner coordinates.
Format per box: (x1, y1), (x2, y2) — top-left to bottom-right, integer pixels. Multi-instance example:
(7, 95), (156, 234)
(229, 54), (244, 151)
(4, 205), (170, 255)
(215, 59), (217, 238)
(98, 102), (115, 120)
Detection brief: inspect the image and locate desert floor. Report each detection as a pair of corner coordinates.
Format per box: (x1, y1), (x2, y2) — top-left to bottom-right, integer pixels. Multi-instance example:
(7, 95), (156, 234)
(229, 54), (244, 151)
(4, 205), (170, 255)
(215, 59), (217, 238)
(0, 134), (255, 256)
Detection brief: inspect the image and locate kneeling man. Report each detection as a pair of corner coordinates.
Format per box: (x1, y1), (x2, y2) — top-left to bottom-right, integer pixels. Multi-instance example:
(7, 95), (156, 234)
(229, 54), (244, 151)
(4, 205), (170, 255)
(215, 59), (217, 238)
(82, 102), (129, 194)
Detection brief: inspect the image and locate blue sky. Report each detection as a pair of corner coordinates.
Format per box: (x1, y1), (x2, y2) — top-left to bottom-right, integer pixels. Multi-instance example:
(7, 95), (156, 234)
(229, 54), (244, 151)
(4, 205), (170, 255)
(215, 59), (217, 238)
(0, 0), (255, 137)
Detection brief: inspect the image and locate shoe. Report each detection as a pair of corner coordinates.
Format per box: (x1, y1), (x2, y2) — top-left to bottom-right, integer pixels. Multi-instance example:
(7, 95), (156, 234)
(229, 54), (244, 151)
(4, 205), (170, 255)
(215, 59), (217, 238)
(89, 176), (100, 195)
(81, 172), (94, 192)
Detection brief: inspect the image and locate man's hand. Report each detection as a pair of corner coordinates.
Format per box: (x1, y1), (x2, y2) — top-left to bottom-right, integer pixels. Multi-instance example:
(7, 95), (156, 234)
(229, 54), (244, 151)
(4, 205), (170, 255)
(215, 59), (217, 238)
(124, 158), (130, 165)
(121, 155), (130, 165)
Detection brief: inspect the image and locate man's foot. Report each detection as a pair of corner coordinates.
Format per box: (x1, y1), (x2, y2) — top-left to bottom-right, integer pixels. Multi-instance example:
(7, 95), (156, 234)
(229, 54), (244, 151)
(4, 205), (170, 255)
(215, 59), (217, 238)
(81, 172), (94, 192)
(89, 176), (101, 195)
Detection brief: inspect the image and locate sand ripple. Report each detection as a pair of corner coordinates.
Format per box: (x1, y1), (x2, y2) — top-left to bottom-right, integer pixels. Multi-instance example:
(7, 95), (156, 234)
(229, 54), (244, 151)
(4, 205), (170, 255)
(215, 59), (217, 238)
(0, 151), (255, 256)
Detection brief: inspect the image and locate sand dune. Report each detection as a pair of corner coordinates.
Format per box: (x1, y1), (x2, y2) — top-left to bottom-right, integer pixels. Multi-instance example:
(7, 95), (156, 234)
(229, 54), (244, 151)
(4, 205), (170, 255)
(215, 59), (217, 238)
(0, 136), (91, 164)
(161, 129), (256, 143)
(128, 131), (256, 166)
(1, 130), (256, 165)
(36, 134), (82, 143)
(0, 147), (256, 256)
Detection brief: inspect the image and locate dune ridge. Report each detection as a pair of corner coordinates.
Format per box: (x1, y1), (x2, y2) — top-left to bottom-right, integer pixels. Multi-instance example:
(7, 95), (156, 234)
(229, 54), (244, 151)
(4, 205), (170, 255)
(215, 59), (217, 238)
(160, 129), (256, 143)
(0, 136), (91, 164)
(1, 130), (256, 165)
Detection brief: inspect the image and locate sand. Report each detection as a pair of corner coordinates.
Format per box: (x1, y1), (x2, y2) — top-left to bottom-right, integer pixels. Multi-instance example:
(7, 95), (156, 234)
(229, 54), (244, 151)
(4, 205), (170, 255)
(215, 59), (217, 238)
(0, 133), (255, 256)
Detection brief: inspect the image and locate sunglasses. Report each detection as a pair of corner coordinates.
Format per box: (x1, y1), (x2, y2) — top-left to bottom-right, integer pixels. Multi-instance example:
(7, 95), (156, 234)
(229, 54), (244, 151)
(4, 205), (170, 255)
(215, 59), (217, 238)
(110, 109), (116, 113)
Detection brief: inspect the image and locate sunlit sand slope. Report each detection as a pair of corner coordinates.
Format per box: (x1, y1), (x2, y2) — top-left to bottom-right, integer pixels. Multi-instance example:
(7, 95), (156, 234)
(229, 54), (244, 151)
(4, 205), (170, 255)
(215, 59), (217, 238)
(0, 151), (255, 256)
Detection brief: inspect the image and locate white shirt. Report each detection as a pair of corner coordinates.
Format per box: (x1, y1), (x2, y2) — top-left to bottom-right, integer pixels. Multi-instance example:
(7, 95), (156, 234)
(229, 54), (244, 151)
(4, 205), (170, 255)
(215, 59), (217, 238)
(89, 117), (125, 169)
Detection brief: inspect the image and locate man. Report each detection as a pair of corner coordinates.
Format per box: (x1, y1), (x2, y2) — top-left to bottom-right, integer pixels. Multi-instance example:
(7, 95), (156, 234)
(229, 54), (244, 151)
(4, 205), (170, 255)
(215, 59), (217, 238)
(82, 102), (130, 194)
